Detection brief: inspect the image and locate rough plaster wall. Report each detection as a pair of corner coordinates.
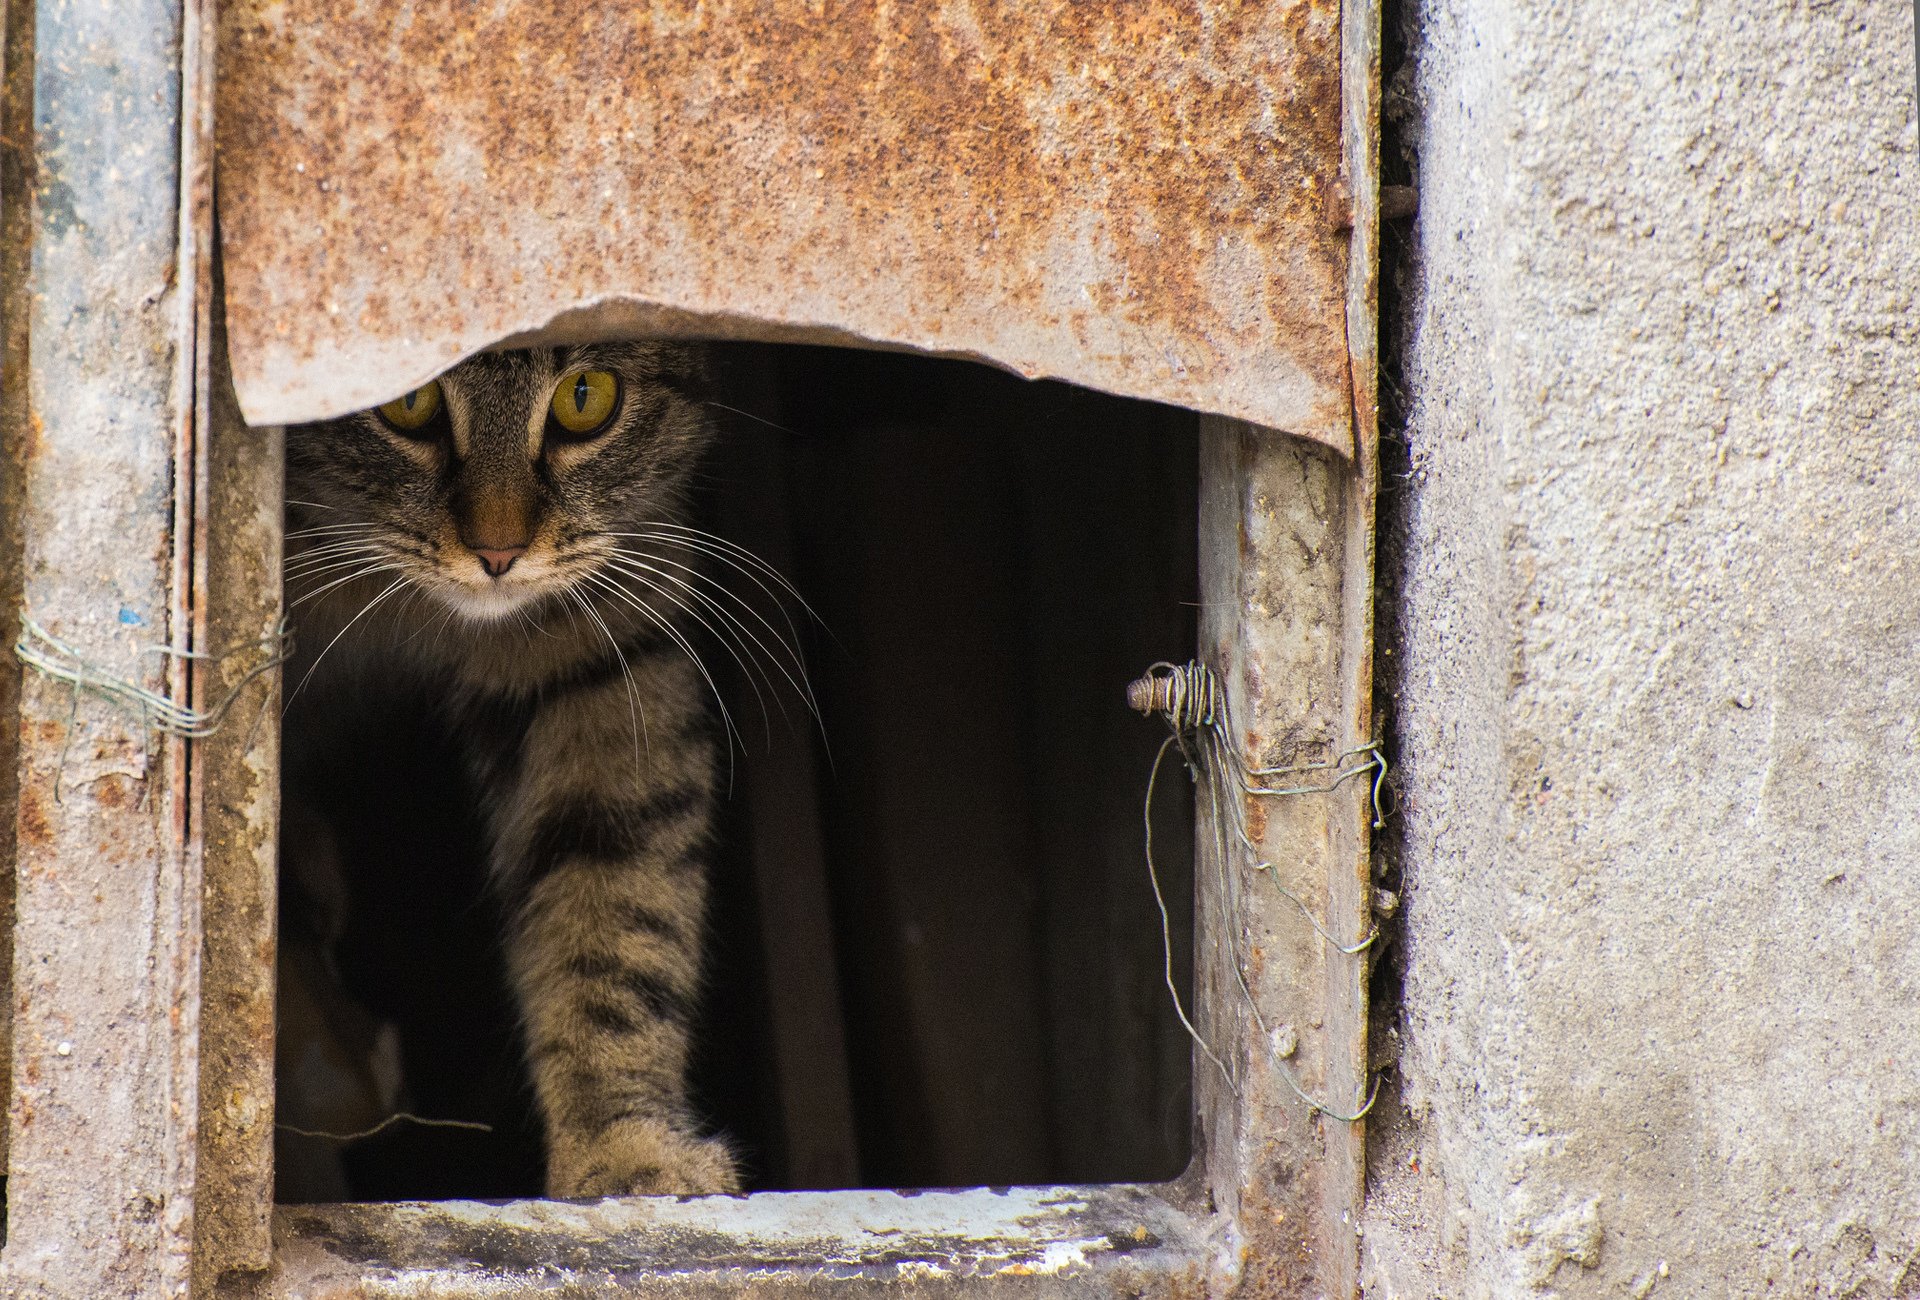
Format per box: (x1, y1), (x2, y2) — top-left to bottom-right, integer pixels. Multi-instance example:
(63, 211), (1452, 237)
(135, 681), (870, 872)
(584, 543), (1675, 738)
(1365, 1), (1920, 1297)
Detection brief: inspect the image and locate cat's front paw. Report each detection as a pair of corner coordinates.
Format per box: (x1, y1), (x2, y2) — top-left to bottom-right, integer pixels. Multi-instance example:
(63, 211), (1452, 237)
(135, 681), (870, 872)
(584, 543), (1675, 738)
(547, 1121), (740, 1198)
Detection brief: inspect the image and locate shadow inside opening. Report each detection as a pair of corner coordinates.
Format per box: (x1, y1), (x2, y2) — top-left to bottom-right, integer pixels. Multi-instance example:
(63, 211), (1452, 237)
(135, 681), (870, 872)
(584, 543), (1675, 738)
(276, 343), (1197, 1201)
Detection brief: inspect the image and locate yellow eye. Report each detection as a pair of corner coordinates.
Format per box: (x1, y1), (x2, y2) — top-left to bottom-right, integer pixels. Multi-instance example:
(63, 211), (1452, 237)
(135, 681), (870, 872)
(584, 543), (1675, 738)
(376, 380), (443, 433)
(550, 369), (620, 438)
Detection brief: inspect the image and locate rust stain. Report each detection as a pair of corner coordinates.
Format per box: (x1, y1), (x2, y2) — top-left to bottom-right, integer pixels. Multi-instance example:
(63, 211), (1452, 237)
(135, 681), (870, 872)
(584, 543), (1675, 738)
(217, 0), (1351, 448)
(17, 784), (50, 847)
(1244, 794), (1270, 843)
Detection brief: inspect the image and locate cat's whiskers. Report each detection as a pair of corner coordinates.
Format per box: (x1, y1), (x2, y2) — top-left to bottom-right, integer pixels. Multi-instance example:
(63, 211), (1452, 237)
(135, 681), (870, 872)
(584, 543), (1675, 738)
(607, 535), (813, 666)
(286, 574), (411, 708)
(562, 584), (648, 788)
(379, 584), (436, 656)
(284, 546), (393, 585)
(284, 544), (388, 579)
(519, 605), (564, 640)
(397, 582), (466, 650)
(286, 560), (408, 612)
(597, 562), (777, 735)
(286, 521), (383, 541)
(575, 570), (743, 765)
(285, 531), (382, 555)
(510, 604), (539, 648)
(586, 562), (773, 731)
(699, 399), (799, 437)
(607, 524), (818, 617)
(285, 562), (387, 592)
(602, 524), (824, 711)
(611, 527), (835, 683)
(284, 530), (430, 578)
(601, 549), (817, 727)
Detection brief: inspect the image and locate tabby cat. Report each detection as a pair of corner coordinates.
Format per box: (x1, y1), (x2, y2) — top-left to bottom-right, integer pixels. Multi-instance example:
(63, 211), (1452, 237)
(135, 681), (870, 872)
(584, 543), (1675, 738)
(282, 342), (742, 1196)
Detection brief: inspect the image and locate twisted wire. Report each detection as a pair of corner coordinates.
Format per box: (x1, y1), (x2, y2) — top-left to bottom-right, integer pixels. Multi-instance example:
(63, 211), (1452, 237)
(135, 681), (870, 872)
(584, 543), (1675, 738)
(15, 616), (291, 740)
(1130, 658), (1385, 1122)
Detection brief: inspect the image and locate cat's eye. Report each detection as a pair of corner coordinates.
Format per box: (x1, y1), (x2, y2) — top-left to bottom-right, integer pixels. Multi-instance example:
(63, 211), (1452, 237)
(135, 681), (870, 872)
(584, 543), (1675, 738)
(375, 380), (444, 434)
(549, 369), (620, 438)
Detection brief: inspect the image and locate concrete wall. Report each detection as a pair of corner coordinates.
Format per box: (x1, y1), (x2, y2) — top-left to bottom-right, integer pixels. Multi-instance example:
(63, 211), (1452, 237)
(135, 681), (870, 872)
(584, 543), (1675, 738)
(1365, 1), (1920, 1296)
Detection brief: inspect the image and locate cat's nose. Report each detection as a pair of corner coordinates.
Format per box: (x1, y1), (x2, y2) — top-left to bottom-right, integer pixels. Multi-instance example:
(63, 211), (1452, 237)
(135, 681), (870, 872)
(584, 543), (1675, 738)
(470, 544), (527, 578)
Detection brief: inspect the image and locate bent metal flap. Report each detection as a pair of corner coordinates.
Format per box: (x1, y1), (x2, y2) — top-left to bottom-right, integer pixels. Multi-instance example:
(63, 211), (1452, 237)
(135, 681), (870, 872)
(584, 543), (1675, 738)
(217, 1), (1353, 452)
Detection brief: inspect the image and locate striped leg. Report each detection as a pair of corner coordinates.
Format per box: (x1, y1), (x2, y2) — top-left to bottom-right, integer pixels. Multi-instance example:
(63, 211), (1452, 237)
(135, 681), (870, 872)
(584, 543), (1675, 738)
(491, 655), (738, 1196)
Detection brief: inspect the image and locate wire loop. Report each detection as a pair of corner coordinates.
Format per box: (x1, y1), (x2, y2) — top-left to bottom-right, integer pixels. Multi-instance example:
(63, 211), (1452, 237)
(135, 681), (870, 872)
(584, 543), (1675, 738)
(1132, 658), (1386, 1122)
(14, 615), (291, 740)
(15, 615), (291, 805)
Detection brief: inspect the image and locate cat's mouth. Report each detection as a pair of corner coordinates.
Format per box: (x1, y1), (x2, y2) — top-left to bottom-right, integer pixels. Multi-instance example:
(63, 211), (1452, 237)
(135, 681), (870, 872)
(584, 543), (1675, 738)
(427, 543), (576, 621)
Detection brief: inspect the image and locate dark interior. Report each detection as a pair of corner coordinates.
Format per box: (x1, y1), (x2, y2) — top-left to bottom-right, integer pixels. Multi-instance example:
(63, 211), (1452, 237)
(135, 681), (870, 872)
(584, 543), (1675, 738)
(276, 344), (1197, 1201)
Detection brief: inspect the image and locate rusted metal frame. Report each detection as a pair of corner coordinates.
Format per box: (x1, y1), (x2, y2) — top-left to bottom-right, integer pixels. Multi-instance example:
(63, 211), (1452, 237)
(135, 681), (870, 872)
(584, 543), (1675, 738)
(261, 438), (1370, 1300)
(1184, 1), (1378, 1295)
(4, 0), (213, 1294)
(269, 1184), (1223, 1298)
(175, 0), (221, 1278)
(0, 0), (38, 1177)
(216, 3), (1375, 1292)
(1194, 422), (1370, 1298)
(1326, 0), (1382, 1287)
(186, 0), (291, 1281)
(253, 444), (1375, 1278)
(193, 288), (286, 1286)
(260, 443), (1367, 1299)
(263, 439), (1370, 1300)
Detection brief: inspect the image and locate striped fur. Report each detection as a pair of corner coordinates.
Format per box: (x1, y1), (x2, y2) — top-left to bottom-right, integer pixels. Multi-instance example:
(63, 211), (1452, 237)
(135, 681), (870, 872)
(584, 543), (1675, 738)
(284, 343), (742, 1196)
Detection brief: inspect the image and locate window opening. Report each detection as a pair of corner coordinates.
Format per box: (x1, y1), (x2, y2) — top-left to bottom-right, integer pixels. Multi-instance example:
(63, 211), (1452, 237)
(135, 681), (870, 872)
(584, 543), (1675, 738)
(274, 343), (1199, 1202)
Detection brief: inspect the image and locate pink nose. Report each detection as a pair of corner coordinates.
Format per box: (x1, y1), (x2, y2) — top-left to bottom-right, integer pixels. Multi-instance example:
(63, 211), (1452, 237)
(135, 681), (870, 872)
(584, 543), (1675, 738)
(471, 545), (526, 578)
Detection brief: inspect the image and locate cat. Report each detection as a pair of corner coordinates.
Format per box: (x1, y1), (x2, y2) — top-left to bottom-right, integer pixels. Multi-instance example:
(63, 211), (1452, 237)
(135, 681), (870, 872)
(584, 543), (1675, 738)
(280, 342), (745, 1197)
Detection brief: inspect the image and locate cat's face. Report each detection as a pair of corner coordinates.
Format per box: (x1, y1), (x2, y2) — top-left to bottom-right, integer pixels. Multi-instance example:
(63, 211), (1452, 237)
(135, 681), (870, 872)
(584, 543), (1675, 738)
(286, 343), (714, 622)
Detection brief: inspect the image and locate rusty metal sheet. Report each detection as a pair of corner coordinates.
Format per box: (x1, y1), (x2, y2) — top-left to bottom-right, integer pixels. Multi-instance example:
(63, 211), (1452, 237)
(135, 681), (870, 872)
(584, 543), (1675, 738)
(215, 1), (1351, 451)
